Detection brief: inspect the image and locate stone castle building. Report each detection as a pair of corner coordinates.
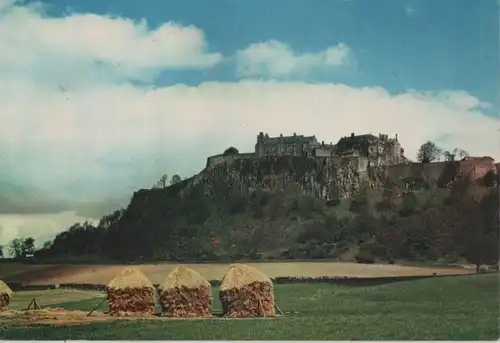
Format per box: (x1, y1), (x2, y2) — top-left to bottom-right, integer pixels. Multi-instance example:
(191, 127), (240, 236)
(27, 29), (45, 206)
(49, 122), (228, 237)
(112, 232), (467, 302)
(207, 131), (406, 168)
(255, 132), (318, 157)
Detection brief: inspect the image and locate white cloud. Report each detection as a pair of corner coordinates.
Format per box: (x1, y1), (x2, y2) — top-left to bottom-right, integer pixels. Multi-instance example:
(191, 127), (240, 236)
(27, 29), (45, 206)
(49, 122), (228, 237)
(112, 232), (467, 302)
(2, 80), (498, 189)
(236, 40), (352, 77)
(0, 212), (98, 249)
(0, 1), (222, 83)
(1, 1), (499, 243)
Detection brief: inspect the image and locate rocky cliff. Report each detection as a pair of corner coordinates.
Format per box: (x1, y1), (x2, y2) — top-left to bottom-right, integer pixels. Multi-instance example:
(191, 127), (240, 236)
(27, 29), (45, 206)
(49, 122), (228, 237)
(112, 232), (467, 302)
(186, 156), (388, 200)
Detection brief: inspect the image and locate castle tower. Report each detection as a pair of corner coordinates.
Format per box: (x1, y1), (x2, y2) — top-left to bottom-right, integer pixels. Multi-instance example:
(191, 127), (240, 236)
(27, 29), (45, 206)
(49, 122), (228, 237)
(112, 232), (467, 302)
(255, 132), (266, 156)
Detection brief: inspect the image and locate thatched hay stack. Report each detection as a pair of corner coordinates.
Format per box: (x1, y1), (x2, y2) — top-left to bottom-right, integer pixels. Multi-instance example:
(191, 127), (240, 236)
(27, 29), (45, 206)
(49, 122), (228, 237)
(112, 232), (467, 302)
(158, 265), (212, 318)
(219, 264), (275, 317)
(0, 280), (12, 311)
(105, 267), (156, 316)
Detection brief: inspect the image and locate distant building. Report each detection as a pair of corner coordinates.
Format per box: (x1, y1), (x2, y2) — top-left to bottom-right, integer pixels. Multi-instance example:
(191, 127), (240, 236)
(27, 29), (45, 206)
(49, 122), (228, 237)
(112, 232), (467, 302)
(335, 132), (405, 165)
(206, 131), (407, 168)
(459, 156), (496, 180)
(255, 132), (318, 157)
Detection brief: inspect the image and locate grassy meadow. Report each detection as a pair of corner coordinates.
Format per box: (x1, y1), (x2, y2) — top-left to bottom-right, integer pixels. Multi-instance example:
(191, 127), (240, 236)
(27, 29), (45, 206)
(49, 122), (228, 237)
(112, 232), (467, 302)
(0, 274), (498, 340)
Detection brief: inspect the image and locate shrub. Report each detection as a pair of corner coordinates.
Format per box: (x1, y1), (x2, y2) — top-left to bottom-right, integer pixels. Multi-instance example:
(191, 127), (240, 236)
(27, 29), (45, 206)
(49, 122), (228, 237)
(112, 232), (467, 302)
(482, 170), (497, 187)
(326, 198), (341, 207)
(355, 251), (375, 264)
(398, 193), (419, 217)
(228, 196), (247, 214)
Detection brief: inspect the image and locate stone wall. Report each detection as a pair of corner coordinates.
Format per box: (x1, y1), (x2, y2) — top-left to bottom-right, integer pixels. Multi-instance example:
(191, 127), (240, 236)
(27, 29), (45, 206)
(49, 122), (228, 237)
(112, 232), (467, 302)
(385, 159), (498, 186)
(385, 162), (453, 185)
(206, 152), (255, 168)
(459, 158), (496, 181)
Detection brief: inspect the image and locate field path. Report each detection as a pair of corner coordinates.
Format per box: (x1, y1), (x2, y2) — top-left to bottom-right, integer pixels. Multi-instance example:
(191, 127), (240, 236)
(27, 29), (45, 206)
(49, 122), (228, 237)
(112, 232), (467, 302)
(0, 262), (472, 285)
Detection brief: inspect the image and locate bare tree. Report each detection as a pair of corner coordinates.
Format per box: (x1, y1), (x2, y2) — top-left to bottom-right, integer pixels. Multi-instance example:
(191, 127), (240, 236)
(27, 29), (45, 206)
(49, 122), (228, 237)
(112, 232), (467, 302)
(443, 148), (469, 162)
(153, 174), (169, 188)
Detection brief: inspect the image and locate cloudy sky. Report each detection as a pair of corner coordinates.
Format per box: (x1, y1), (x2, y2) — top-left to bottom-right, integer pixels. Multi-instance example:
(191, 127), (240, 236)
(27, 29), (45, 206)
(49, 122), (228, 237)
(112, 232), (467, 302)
(0, 0), (498, 247)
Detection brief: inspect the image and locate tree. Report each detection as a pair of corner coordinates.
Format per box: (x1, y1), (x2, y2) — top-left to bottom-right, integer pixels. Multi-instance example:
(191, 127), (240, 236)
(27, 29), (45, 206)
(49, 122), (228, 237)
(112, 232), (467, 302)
(153, 174), (169, 188)
(98, 209), (125, 229)
(456, 188), (499, 273)
(398, 192), (419, 217)
(443, 148), (469, 162)
(170, 174), (182, 185)
(223, 147), (239, 156)
(0, 245), (3, 258)
(23, 237), (35, 255)
(417, 141), (442, 163)
(349, 182), (373, 215)
(8, 238), (24, 258)
(482, 170), (497, 187)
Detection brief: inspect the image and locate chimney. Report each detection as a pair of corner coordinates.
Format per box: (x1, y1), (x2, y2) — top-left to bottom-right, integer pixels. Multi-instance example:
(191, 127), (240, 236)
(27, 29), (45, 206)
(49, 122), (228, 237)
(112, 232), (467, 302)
(395, 133), (398, 141)
(351, 132), (355, 137)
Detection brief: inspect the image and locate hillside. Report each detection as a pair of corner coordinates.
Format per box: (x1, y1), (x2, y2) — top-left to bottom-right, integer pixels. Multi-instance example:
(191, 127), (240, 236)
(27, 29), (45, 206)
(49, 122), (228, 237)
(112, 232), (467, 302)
(32, 157), (499, 268)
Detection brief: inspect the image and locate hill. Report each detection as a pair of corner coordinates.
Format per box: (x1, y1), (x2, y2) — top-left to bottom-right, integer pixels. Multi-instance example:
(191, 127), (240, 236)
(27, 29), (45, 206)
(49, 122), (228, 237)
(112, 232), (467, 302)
(30, 156), (499, 269)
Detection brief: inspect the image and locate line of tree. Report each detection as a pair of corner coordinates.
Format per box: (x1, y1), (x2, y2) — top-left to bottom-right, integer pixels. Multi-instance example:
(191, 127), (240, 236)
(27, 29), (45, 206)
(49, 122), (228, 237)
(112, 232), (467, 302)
(153, 173), (182, 189)
(1, 237), (36, 259)
(417, 141), (469, 163)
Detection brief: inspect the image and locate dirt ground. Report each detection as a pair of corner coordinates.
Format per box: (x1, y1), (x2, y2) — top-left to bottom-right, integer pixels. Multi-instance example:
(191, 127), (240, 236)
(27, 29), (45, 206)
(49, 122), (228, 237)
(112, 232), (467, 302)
(0, 262), (472, 285)
(8, 289), (104, 311)
(0, 308), (113, 326)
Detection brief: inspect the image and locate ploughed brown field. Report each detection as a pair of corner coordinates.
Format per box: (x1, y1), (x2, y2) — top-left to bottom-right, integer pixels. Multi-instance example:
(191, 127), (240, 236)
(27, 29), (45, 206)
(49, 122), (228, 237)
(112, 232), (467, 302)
(0, 262), (472, 285)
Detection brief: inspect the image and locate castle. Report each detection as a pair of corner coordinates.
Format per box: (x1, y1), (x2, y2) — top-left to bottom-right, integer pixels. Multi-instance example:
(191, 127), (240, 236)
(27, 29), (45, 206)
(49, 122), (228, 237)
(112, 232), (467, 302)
(206, 131), (407, 169)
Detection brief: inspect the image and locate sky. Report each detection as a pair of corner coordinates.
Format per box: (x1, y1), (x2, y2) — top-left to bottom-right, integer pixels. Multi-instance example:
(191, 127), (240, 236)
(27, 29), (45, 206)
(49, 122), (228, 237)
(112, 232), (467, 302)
(0, 0), (498, 248)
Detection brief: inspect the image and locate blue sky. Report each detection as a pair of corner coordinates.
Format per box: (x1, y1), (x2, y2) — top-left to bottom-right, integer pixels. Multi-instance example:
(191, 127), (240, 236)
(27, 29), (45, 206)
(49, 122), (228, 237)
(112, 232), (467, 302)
(37, 0), (499, 110)
(0, 0), (498, 245)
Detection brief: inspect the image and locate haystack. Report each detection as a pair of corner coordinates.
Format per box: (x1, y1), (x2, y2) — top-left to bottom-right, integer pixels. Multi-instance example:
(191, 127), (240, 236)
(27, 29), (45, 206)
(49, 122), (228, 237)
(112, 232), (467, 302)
(219, 264), (275, 317)
(158, 265), (212, 318)
(105, 267), (156, 316)
(0, 280), (12, 311)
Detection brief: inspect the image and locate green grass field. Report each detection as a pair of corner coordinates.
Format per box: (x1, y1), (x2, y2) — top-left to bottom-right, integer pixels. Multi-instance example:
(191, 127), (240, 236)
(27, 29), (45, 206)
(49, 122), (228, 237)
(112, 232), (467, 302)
(0, 274), (498, 340)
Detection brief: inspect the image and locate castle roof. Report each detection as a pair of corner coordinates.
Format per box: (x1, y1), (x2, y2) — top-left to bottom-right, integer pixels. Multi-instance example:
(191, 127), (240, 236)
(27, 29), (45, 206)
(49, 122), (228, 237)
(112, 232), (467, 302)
(336, 133), (378, 151)
(264, 134), (317, 144)
(461, 156), (494, 162)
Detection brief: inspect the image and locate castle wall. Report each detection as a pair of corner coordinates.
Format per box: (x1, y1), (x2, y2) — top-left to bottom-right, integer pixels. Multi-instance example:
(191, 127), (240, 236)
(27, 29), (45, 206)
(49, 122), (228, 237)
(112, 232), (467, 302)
(496, 163), (500, 184)
(314, 148), (334, 157)
(386, 162), (454, 185)
(206, 153), (255, 168)
(459, 158), (496, 181)
(358, 157), (369, 172)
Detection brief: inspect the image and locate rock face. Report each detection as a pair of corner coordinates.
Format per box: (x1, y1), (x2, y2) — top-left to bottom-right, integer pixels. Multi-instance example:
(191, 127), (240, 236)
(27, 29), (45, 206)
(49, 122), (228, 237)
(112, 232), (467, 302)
(131, 158), (483, 212)
(189, 156), (373, 200)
